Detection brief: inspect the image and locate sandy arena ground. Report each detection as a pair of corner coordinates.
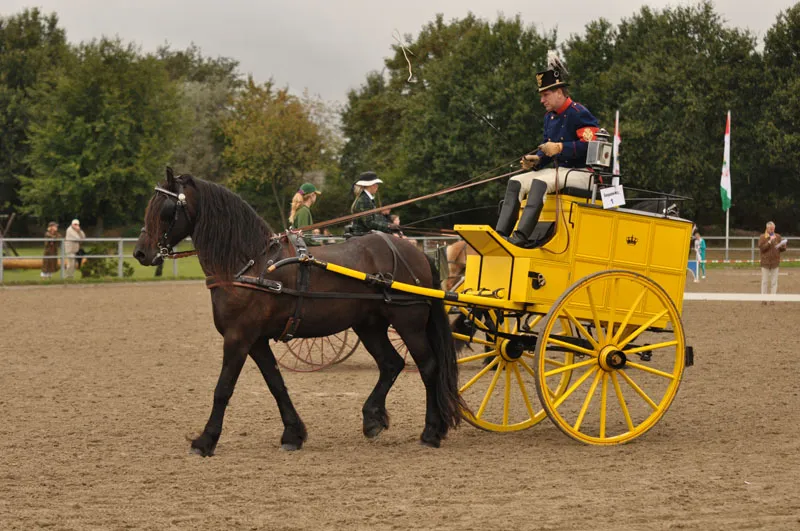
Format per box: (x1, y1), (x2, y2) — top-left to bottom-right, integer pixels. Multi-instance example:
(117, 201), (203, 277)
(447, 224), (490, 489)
(1, 270), (800, 530)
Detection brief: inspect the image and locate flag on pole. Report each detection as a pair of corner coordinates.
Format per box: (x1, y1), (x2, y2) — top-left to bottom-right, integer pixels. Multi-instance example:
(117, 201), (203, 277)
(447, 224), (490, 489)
(612, 110), (621, 176)
(720, 111), (732, 211)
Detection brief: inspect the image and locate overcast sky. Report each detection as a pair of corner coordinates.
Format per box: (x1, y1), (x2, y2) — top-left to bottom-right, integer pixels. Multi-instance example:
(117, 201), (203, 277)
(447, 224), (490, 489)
(6, 0), (797, 104)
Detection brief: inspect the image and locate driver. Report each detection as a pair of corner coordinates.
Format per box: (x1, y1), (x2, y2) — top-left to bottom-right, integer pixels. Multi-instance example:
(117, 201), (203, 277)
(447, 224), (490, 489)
(496, 52), (600, 247)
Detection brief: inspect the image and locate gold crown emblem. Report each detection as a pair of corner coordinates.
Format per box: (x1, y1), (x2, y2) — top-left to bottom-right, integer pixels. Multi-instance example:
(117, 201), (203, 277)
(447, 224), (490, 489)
(536, 73), (543, 87)
(626, 235), (638, 245)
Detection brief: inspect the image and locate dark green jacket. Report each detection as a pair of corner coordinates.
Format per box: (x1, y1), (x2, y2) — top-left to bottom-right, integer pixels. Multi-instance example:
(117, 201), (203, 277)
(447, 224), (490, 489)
(350, 191), (391, 235)
(291, 205), (320, 245)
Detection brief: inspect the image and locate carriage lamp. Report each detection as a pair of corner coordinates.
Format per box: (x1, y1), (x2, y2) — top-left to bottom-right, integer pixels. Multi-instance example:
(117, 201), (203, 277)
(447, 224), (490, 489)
(586, 128), (612, 169)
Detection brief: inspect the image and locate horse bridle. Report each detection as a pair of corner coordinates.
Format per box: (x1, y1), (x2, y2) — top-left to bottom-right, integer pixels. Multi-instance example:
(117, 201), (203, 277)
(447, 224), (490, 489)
(140, 184), (197, 261)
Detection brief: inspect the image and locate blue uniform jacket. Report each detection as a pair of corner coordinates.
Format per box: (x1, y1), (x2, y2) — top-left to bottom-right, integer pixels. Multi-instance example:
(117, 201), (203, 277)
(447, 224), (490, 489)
(536, 98), (600, 169)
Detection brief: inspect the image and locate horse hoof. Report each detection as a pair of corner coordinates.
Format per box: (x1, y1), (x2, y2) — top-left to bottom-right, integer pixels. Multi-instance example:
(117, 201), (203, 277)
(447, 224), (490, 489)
(363, 425), (385, 439)
(189, 446), (215, 457)
(281, 443), (302, 451)
(419, 438), (441, 449)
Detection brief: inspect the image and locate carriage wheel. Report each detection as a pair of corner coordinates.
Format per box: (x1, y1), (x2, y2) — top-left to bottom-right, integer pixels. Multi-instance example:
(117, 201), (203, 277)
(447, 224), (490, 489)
(386, 327), (417, 372)
(275, 330), (361, 372)
(453, 308), (574, 432)
(535, 270), (686, 445)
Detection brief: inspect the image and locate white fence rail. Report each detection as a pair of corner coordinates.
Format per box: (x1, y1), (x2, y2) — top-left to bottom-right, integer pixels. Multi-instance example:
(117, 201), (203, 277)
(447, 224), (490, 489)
(0, 235), (461, 283)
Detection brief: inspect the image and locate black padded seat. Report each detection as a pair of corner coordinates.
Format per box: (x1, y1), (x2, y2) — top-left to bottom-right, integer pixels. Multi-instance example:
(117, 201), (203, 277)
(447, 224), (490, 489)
(553, 186), (594, 199)
(527, 222), (556, 248)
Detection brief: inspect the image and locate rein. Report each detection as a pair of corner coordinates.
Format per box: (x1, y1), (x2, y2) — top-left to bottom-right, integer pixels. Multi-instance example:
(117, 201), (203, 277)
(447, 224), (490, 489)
(299, 167), (524, 233)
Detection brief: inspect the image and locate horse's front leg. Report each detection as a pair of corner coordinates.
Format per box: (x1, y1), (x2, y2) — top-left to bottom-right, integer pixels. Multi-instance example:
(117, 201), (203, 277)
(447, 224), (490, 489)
(249, 338), (307, 450)
(191, 334), (248, 457)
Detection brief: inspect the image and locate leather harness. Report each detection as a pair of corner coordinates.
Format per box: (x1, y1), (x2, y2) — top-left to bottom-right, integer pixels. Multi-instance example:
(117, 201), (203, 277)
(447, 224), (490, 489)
(205, 230), (430, 342)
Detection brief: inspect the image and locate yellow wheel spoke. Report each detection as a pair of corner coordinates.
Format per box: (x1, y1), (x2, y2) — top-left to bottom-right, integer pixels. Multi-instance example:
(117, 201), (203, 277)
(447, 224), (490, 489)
(612, 372), (634, 432)
(607, 278), (619, 340)
(475, 359), (505, 419)
(543, 357), (596, 378)
(624, 340), (679, 355)
(502, 363), (511, 425)
(574, 370), (603, 431)
(611, 289), (647, 343)
(519, 358), (536, 379)
(526, 314), (543, 330)
(562, 309), (599, 349)
(586, 286), (605, 344)
(458, 350), (499, 364)
(512, 364), (537, 420)
(552, 366), (599, 409)
(619, 310), (668, 349)
(522, 352), (536, 361)
(543, 357), (566, 367)
(459, 356), (499, 392)
(546, 337), (597, 357)
(599, 373), (609, 438)
(452, 333), (496, 347)
(626, 361), (677, 380)
(618, 369), (658, 410)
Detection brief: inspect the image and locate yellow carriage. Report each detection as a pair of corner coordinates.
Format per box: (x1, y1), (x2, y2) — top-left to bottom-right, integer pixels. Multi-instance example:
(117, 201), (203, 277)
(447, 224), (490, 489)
(449, 180), (694, 444)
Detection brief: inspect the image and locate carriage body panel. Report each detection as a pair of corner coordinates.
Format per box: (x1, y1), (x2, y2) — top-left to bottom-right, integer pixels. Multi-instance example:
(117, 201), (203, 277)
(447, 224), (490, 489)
(455, 193), (693, 326)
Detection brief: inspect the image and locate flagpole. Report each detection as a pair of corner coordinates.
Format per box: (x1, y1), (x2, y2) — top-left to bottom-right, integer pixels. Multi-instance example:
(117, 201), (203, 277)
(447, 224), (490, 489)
(612, 110), (620, 187)
(725, 209), (729, 261)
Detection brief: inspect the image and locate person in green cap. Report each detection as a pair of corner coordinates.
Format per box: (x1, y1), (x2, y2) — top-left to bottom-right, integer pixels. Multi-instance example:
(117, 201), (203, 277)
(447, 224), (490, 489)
(289, 182), (322, 245)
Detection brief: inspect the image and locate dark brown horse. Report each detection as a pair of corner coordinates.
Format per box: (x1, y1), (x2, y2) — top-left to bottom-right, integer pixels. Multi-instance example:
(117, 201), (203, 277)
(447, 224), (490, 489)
(133, 169), (464, 455)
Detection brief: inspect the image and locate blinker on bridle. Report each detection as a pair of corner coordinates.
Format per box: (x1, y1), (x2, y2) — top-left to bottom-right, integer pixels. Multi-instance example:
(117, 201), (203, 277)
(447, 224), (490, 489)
(141, 184), (195, 261)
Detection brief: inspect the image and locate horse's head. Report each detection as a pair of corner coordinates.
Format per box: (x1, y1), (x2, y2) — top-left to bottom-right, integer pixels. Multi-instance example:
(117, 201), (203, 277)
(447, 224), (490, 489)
(134, 167), (197, 266)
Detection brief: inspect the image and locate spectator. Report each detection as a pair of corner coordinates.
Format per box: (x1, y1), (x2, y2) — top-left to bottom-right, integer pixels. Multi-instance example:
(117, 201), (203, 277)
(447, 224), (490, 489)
(41, 221), (61, 279)
(65, 218), (86, 278)
(289, 182), (322, 246)
(693, 230), (706, 280)
(758, 221), (787, 305)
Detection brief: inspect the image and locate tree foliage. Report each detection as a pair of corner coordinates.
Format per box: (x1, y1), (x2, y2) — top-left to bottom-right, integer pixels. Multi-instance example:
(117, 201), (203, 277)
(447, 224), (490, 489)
(18, 38), (184, 234)
(0, 8), (70, 211)
(221, 79), (324, 229)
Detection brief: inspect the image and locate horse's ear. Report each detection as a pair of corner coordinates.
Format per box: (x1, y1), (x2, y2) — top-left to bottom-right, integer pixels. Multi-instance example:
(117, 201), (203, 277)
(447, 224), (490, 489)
(166, 166), (175, 185)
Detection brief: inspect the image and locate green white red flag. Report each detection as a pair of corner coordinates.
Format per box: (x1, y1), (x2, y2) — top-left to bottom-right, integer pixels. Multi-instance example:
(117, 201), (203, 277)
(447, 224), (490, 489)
(720, 111), (732, 211)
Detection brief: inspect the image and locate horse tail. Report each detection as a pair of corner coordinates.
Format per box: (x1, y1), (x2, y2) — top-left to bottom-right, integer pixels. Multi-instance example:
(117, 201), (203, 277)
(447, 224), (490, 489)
(425, 256), (468, 430)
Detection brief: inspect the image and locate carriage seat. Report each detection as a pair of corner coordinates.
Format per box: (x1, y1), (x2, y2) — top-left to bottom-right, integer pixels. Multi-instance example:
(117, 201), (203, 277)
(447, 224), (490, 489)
(554, 186), (594, 199)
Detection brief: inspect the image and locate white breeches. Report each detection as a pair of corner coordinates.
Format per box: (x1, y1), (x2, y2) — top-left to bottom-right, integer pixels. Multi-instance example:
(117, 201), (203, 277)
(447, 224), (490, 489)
(509, 168), (592, 203)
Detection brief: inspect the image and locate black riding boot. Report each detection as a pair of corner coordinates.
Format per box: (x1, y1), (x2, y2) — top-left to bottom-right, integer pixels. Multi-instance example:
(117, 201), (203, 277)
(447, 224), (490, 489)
(495, 181), (521, 236)
(508, 180), (548, 247)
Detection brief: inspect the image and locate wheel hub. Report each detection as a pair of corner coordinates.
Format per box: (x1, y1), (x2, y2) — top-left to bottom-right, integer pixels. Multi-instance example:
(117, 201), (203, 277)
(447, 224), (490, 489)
(599, 346), (627, 371)
(500, 338), (524, 361)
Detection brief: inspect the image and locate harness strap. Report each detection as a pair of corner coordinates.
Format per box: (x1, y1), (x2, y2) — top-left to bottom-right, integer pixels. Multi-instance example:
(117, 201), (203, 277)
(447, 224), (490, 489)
(375, 232), (421, 285)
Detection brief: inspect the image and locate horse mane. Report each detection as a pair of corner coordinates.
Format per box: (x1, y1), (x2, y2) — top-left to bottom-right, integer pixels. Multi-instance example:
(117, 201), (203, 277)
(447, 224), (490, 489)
(187, 176), (275, 280)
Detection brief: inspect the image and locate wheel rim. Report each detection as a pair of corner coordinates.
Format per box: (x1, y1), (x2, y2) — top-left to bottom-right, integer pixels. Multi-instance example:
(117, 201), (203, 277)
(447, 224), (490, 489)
(387, 327), (416, 372)
(535, 270), (685, 445)
(275, 330), (357, 372)
(453, 308), (574, 432)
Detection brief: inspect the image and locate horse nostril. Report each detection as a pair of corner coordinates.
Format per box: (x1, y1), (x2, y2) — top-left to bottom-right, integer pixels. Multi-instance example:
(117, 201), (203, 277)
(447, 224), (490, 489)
(133, 249), (145, 262)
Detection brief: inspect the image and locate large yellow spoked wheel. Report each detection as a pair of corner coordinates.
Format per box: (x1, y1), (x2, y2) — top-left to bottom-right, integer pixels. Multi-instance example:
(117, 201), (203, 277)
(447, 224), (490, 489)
(453, 308), (574, 432)
(535, 270), (686, 445)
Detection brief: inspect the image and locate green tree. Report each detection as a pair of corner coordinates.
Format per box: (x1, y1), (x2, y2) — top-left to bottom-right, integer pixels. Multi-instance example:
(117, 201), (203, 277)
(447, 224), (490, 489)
(759, 2), (800, 232)
(341, 14), (555, 227)
(221, 79), (324, 229)
(19, 38), (184, 233)
(564, 2), (762, 227)
(158, 44), (242, 183)
(0, 8), (71, 211)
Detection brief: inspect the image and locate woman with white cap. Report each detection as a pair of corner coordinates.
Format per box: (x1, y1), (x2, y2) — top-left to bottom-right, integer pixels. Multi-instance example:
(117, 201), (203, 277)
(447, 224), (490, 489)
(349, 172), (399, 236)
(65, 218), (85, 278)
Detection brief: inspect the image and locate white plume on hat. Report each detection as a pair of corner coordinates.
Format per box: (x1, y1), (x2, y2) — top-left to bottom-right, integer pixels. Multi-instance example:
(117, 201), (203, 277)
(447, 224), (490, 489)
(546, 49), (568, 75)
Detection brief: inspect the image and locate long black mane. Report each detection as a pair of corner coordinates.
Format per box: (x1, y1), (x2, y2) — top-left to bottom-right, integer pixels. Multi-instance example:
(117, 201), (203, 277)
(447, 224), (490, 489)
(187, 176), (275, 280)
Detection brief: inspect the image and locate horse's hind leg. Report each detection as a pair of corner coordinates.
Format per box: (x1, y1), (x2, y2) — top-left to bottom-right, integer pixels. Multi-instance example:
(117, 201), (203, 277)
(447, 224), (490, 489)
(249, 338), (307, 450)
(191, 335), (248, 457)
(352, 322), (405, 439)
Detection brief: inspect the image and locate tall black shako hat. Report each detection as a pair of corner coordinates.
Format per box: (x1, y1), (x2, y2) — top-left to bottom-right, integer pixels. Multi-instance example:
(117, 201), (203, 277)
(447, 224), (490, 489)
(536, 50), (570, 93)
